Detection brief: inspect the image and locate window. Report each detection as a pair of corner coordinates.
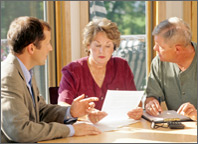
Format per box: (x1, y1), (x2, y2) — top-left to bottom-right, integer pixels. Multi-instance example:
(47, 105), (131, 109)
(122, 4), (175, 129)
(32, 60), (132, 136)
(1, 1), (48, 101)
(89, 1), (146, 90)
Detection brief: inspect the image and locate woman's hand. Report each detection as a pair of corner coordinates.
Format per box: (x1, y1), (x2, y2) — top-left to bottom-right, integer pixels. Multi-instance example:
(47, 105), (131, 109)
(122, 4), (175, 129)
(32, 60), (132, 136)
(88, 108), (108, 124)
(127, 107), (143, 120)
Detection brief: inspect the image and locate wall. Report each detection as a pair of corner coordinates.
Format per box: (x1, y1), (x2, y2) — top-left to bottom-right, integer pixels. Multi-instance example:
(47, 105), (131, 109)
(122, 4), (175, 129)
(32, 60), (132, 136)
(166, 1), (183, 19)
(70, 1), (81, 61)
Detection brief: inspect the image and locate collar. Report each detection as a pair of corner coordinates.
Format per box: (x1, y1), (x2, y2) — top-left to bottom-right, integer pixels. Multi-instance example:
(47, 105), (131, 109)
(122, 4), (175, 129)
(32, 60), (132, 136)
(16, 57), (33, 85)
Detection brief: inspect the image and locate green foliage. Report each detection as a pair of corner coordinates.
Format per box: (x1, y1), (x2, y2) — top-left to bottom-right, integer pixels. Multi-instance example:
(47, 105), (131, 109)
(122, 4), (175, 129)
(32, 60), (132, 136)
(104, 1), (145, 35)
(1, 1), (44, 39)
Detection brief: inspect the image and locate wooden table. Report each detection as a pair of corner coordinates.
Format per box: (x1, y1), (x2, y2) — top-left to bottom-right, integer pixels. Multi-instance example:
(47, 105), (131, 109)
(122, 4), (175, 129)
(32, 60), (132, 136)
(39, 119), (197, 143)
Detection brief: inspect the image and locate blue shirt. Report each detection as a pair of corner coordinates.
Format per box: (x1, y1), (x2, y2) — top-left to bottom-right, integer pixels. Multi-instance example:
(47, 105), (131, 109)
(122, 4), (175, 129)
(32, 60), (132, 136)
(17, 57), (35, 106)
(16, 57), (75, 137)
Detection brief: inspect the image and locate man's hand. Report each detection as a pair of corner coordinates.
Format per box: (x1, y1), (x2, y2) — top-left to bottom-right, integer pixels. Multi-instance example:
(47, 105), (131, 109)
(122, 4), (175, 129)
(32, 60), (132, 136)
(73, 123), (101, 136)
(177, 102), (197, 121)
(70, 94), (99, 118)
(127, 107), (143, 120)
(145, 97), (163, 116)
(88, 108), (108, 124)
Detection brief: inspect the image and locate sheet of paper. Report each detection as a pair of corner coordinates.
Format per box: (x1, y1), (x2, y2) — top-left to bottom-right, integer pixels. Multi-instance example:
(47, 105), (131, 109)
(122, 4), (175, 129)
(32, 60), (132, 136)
(101, 90), (144, 120)
(94, 119), (139, 132)
(77, 118), (139, 132)
(89, 90), (144, 132)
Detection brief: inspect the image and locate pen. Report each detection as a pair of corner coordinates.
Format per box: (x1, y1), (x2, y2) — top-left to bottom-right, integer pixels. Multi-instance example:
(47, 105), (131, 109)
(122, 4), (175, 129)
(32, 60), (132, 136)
(158, 97), (161, 114)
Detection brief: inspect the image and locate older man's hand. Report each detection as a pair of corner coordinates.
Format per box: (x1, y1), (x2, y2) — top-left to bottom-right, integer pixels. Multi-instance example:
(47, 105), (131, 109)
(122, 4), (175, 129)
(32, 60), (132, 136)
(177, 102), (197, 121)
(145, 97), (163, 116)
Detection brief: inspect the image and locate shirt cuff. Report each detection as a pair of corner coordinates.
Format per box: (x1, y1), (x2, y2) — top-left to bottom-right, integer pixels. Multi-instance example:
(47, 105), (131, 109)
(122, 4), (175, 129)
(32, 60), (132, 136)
(66, 125), (75, 137)
(65, 106), (74, 119)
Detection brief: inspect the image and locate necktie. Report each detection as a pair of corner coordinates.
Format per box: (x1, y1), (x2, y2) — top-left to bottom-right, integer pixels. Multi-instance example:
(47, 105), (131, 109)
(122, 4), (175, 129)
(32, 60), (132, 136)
(28, 77), (35, 107)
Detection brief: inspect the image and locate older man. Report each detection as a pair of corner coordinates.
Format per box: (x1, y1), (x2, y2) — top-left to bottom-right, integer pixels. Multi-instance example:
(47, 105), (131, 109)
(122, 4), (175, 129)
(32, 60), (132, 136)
(144, 17), (197, 121)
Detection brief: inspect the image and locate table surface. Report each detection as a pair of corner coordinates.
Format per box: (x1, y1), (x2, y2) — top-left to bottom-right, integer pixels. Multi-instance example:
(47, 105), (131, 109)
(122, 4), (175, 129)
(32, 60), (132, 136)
(39, 119), (197, 143)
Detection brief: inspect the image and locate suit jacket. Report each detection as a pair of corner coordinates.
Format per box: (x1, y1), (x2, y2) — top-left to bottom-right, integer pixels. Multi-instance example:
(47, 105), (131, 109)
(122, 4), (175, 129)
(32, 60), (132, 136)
(1, 53), (70, 143)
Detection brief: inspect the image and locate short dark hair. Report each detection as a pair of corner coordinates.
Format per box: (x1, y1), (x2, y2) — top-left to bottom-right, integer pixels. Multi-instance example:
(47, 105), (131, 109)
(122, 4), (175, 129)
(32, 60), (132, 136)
(7, 16), (51, 54)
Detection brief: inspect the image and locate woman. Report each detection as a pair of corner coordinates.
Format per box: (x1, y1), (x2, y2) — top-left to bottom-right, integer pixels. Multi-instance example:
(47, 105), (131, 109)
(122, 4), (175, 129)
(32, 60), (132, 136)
(58, 18), (143, 123)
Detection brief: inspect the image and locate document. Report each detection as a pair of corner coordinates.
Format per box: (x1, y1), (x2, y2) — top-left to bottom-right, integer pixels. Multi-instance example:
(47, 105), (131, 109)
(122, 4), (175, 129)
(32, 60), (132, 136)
(93, 90), (144, 132)
(142, 110), (191, 123)
(101, 90), (144, 119)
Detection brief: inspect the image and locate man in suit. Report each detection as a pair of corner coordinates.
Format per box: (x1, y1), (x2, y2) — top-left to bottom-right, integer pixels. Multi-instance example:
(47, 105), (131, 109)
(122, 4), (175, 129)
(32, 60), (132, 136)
(1, 16), (101, 143)
(144, 17), (197, 121)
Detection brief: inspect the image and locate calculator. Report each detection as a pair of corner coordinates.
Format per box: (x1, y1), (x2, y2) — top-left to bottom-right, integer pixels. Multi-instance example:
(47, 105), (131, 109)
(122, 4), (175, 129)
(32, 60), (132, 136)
(168, 121), (185, 129)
